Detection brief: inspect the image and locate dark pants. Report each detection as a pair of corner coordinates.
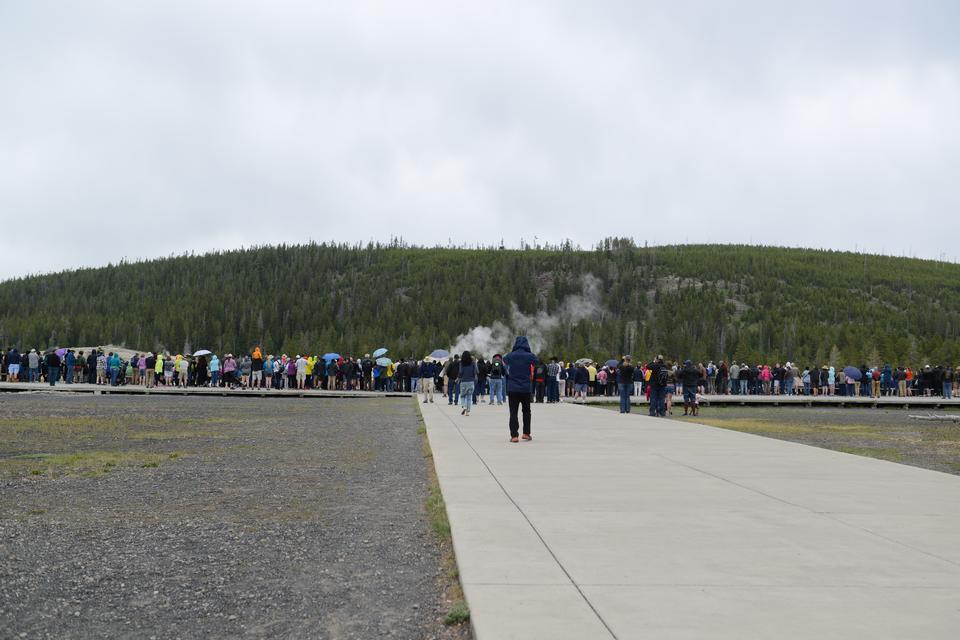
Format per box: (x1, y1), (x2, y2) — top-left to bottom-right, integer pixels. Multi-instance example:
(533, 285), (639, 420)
(547, 379), (560, 402)
(619, 383), (632, 413)
(649, 386), (666, 416)
(535, 381), (545, 403)
(48, 366), (59, 386)
(508, 391), (531, 438)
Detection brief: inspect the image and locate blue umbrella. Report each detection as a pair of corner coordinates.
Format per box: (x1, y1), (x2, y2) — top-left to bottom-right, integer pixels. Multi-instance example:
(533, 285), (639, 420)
(430, 349), (450, 359)
(843, 366), (863, 381)
(605, 359), (619, 368)
(376, 357), (393, 367)
(373, 347), (388, 358)
(322, 352), (341, 363)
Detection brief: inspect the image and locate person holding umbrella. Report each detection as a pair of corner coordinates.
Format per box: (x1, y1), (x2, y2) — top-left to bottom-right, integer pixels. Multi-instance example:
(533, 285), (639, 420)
(503, 336), (537, 442)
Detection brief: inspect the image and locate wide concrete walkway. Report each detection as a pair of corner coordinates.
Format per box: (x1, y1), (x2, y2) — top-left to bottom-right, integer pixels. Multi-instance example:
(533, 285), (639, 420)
(420, 400), (960, 639)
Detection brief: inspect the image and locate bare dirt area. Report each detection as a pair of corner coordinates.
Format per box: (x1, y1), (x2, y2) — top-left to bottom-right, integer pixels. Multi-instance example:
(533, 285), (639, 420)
(0, 394), (471, 639)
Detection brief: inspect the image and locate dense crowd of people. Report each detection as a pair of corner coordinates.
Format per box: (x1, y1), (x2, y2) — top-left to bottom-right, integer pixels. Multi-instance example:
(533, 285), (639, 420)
(3, 346), (957, 413)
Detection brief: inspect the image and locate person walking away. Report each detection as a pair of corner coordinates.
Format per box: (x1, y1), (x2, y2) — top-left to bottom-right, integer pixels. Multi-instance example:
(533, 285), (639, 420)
(546, 357), (561, 403)
(617, 356), (636, 413)
(487, 355), (505, 405)
(419, 358), (436, 402)
(458, 351), (478, 416)
(474, 358), (486, 401)
(943, 366), (954, 399)
(45, 349), (61, 387)
(574, 362), (589, 403)
(679, 359), (700, 416)
(533, 360), (547, 403)
(443, 355), (460, 405)
(504, 337), (537, 442)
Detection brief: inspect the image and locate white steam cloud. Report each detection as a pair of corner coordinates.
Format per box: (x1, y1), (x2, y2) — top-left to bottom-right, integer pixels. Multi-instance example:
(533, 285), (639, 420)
(450, 274), (604, 357)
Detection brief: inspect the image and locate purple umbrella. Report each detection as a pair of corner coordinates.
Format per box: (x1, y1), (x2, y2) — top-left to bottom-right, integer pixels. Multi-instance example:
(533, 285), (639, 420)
(842, 366), (863, 381)
(55, 348), (67, 357)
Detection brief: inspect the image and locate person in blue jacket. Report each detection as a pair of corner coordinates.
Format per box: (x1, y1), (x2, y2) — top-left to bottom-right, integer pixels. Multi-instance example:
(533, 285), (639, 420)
(503, 336), (537, 442)
(419, 358), (438, 403)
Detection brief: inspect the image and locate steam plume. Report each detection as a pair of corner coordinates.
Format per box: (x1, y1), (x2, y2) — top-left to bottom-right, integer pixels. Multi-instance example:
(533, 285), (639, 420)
(450, 274), (603, 356)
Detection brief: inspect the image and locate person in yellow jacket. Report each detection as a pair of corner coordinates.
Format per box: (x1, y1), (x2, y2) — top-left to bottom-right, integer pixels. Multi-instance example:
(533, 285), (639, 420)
(305, 355), (316, 389)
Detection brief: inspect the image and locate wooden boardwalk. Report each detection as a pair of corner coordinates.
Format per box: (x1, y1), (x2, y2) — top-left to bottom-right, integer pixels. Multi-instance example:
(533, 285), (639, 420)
(582, 393), (960, 409)
(0, 381), (412, 399)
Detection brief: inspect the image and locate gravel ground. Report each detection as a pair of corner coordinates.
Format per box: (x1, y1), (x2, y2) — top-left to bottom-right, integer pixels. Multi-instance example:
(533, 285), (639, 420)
(0, 394), (471, 639)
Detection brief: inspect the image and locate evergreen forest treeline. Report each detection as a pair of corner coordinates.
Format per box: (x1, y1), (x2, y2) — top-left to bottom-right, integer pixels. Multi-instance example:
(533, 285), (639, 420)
(1, 241), (959, 366)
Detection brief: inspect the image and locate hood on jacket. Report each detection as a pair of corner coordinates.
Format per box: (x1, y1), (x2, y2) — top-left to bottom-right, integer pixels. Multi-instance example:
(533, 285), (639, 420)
(511, 336), (531, 353)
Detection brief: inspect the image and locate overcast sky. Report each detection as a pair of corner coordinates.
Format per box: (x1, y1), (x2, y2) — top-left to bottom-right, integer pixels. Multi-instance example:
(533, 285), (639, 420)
(2, 1), (958, 280)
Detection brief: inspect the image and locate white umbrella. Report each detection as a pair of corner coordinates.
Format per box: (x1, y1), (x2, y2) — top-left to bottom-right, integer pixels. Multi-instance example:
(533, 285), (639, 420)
(193, 349), (213, 356)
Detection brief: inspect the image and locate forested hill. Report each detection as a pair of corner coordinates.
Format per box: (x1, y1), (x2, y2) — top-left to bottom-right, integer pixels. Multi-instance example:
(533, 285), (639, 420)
(1, 242), (959, 365)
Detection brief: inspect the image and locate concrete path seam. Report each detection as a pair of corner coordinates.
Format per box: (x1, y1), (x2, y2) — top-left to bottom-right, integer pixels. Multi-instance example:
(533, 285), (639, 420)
(435, 406), (619, 640)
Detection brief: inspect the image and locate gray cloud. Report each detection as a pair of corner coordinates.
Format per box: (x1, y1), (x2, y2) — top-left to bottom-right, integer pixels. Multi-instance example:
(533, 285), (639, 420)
(2, 1), (959, 279)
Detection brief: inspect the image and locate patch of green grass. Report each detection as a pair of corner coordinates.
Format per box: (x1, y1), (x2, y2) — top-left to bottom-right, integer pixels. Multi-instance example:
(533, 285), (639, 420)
(443, 601), (470, 626)
(689, 417), (887, 439)
(426, 481), (451, 539)
(127, 430), (219, 441)
(0, 450), (183, 478)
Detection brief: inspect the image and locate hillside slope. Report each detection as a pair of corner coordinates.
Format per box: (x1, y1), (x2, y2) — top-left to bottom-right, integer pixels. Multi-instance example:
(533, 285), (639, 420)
(1, 242), (958, 364)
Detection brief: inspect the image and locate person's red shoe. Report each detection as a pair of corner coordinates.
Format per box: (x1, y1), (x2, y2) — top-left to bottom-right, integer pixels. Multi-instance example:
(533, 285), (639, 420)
(510, 437), (519, 443)
(521, 434), (532, 441)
